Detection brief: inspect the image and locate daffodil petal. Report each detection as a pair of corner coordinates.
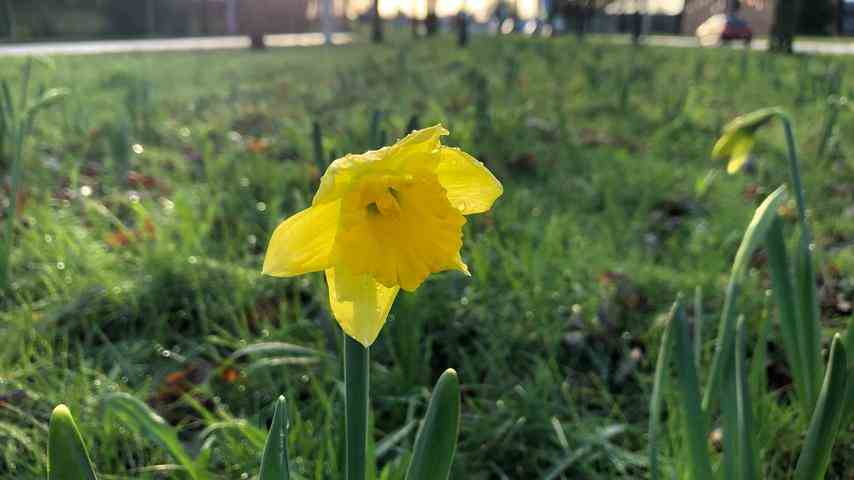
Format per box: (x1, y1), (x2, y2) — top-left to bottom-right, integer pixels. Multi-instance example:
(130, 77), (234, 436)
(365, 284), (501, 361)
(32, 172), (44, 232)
(325, 268), (399, 347)
(394, 124), (448, 156)
(262, 200), (341, 277)
(314, 125), (450, 206)
(725, 133), (755, 174)
(436, 147), (503, 215)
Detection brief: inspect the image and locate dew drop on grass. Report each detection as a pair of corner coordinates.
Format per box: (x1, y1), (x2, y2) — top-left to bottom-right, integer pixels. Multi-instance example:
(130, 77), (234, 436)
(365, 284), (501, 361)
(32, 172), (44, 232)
(161, 350), (172, 358)
(188, 256), (198, 264)
(56, 261), (65, 270)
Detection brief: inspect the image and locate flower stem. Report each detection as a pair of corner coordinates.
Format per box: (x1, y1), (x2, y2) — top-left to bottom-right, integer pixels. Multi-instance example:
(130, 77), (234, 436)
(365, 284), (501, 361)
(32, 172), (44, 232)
(780, 113), (823, 412)
(344, 334), (368, 480)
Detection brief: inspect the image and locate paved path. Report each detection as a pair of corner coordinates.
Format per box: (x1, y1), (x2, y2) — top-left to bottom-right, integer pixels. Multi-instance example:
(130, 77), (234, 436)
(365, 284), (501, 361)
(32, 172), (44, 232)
(0, 32), (351, 57)
(641, 35), (854, 55)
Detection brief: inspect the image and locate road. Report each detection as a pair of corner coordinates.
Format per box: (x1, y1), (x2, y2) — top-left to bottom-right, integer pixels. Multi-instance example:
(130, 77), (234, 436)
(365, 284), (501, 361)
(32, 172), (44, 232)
(0, 32), (351, 57)
(640, 35), (854, 55)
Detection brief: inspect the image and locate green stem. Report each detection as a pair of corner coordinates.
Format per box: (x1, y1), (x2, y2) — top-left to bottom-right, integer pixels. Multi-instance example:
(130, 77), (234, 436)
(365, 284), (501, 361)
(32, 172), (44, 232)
(344, 335), (368, 480)
(780, 113), (823, 411)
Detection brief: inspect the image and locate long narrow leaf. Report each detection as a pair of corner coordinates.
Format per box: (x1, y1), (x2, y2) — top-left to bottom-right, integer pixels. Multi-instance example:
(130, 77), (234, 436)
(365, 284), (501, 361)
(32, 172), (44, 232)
(704, 186), (787, 411)
(721, 373), (738, 480)
(260, 396), (290, 480)
(48, 405), (97, 480)
(649, 305), (675, 480)
(673, 302), (714, 480)
(766, 217), (810, 413)
(102, 393), (198, 479)
(794, 335), (848, 480)
(795, 231), (823, 412)
(734, 316), (758, 480)
(405, 369), (461, 480)
(730, 185), (788, 282)
(694, 286), (703, 370)
(844, 315), (854, 422)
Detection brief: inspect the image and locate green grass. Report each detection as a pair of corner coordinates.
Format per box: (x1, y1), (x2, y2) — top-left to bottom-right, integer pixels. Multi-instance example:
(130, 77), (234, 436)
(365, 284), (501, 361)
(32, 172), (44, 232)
(1, 33), (853, 478)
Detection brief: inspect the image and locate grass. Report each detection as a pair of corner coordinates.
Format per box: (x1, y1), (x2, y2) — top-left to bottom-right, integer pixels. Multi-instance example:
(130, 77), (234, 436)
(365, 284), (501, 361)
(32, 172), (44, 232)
(1, 33), (853, 478)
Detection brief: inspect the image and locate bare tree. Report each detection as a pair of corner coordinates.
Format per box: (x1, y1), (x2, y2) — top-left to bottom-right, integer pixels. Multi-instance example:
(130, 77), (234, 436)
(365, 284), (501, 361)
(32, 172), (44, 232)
(426, 0), (439, 35)
(770, 0), (801, 53)
(3, 0), (15, 40)
(371, 0), (384, 42)
(200, 0), (210, 35)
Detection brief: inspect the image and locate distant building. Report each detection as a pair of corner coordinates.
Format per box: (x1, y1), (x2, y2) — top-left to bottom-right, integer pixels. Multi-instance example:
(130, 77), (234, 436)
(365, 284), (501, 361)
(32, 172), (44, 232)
(682, 0), (776, 36)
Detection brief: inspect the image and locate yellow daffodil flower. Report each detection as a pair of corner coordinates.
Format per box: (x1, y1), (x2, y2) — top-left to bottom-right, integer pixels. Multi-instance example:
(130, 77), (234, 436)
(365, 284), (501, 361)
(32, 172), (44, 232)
(712, 107), (781, 174)
(263, 125), (502, 346)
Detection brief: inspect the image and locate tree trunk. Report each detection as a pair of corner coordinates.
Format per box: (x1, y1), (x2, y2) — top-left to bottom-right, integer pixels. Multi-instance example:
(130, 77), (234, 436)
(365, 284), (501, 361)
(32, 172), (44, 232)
(321, 0), (333, 44)
(200, 0), (210, 35)
(371, 0), (384, 43)
(3, 0), (14, 40)
(457, 12), (469, 46)
(250, 33), (266, 49)
(770, 0), (801, 53)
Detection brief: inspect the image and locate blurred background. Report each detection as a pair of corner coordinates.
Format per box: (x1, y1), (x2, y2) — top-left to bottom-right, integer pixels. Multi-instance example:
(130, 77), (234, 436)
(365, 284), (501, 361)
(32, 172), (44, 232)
(0, 0), (849, 42)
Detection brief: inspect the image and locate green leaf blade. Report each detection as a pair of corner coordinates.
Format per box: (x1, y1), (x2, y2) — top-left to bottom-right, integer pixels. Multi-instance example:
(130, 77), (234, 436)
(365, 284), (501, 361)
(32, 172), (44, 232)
(649, 304), (675, 480)
(260, 396), (290, 480)
(48, 405), (97, 480)
(673, 302), (714, 480)
(405, 369), (461, 480)
(794, 335), (848, 480)
(704, 186), (787, 411)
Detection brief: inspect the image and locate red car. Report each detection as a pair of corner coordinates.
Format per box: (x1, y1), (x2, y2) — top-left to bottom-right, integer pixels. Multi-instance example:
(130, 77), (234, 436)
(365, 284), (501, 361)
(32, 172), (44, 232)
(696, 14), (753, 46)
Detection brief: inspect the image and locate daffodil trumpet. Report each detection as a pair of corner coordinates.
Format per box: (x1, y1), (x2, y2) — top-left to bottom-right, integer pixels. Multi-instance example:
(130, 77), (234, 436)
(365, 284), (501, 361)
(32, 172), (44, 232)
(262, 125), (501, 480)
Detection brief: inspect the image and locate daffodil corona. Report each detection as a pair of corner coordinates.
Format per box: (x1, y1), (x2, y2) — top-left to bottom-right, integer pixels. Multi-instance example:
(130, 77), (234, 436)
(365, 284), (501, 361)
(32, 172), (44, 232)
(263, 125), (502, 346)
